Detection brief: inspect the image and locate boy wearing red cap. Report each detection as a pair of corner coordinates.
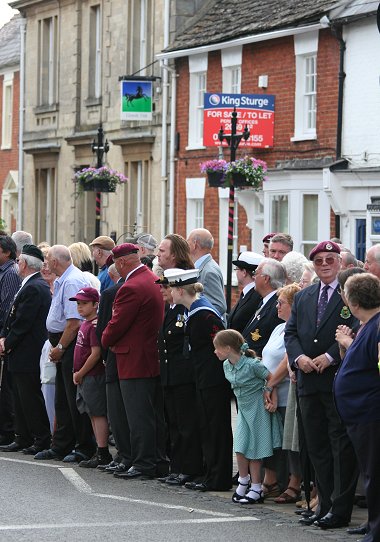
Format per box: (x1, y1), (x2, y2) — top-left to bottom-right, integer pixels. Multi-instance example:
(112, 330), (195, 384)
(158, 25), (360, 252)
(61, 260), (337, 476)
(69, 287), (112, 468)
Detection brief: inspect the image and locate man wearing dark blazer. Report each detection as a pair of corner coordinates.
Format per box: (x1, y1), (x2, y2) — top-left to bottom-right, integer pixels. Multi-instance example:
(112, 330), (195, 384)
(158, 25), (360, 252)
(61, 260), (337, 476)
(285, 241), (358, 530)
(228, 251), (263, 332)
(242, 258), (286, 357)
(96, 269), (130, 474)
(0, 245), (51, 454)
(102, 243), (167, 479)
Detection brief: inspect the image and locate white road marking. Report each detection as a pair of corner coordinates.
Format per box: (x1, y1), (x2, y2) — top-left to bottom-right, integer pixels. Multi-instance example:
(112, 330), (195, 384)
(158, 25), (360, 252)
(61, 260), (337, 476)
(0, 517), (259, 531)
(59, 467), (232, 517)
(0, 456), (61, 468)
(1, 458), (256, 521)
(59, 468), (93, 494)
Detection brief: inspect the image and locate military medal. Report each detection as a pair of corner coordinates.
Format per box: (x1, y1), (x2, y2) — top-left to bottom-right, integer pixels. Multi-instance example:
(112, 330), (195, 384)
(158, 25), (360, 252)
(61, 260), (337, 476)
(176, 314), (185, 327)
(251, 328), (261, 342)
(340, 306), (351, 319)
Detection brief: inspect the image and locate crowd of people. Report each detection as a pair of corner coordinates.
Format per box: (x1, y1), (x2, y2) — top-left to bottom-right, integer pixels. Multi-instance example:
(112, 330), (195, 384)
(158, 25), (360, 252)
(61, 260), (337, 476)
(0, 228), (379, 542)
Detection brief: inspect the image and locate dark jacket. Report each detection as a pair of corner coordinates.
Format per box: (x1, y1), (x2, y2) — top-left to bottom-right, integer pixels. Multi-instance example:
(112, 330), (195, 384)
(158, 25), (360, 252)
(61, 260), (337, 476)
(159, 304), (195, 387)
(285, 283), (357, 396)
(242, 293), (282, 357)
(96, 280), (124, 383)
(227, 287), (262, 332)
(2, 273), (51, 373)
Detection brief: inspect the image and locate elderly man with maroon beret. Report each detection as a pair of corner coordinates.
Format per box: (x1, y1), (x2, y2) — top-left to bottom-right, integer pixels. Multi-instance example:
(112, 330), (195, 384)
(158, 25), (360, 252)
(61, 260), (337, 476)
(102, 243), (167, 479)
(285, 241), (359, 530)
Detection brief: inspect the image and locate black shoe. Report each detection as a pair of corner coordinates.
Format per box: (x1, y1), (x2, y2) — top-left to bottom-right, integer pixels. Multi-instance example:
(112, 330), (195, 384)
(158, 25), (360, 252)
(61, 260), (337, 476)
(0, 441), (26, 452)
(194, 482), (211, 492)
(0, 434), (14, 446)
(314, 512), (349, 530)
(79, 452), (113, 469)
(166, 474), (193, 486)
(347, 524), (368, 535)
(22, 444), (47, 455)
(157, 472), (178, 483)
(34, 448), (62, 460)
(97, 460), (117, 471)
(105, 462), (129, 474)
(184, 481), (198, 490)
(114, 466), (154, 480)
(299, 513), (322, 526)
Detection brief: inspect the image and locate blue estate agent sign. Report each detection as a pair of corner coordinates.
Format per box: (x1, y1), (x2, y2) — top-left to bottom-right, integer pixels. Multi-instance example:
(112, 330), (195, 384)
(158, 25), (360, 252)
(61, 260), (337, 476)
(203, 92), (275, 148)
(121, 80), (153, 121)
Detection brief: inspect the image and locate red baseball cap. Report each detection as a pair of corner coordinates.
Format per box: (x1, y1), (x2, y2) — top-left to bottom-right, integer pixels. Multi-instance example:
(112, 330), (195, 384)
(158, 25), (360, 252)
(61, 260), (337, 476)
(69, 287), (100, 302)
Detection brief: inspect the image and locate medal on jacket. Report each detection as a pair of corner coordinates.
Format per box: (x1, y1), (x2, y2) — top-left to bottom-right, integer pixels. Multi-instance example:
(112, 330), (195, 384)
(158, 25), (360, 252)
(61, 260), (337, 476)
(340, 306), (351, 319)
(251, 328), (261, 342)
(176, 314), (185, 327)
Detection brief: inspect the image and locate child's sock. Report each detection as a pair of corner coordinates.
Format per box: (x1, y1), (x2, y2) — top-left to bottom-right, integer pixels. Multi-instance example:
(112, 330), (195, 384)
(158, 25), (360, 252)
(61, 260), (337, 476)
(246, 483), (263, 501)
(236, 475), (250, 496)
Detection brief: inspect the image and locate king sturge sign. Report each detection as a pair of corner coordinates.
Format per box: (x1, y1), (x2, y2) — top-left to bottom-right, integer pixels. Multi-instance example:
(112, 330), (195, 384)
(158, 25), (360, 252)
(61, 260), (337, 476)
(203, 93), (275, 148)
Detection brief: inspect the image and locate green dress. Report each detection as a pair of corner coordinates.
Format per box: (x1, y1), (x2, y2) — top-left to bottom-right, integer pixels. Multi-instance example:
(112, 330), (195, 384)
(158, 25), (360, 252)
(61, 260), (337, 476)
(224, 355), (283, 460)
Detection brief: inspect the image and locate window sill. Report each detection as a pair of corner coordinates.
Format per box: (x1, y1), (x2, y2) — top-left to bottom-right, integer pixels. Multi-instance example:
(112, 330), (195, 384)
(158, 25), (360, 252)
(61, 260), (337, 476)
(291, 134), (317, 142)
(0, 145), (12, 150)
(34, 104), (59, 114)
(185, 145), (206, 151)
(85, 97), (102, 107)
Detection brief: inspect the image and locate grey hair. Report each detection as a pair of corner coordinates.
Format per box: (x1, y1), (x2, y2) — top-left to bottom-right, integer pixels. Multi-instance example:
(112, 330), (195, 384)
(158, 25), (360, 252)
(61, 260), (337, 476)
(49, 245), (72, 263)
(282, 251), (309, 283)
(20, 254), (43, 271)
(260, 258), (287, 289)
(341, 251), (357, 267)
(11, 231), (33, 252)
(269, 233), (293, 250)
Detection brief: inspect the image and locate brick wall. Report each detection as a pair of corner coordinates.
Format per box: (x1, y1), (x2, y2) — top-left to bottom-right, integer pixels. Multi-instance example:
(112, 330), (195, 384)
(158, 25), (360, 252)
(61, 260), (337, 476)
(174, 30), (340, 255)
(0, 69), (20, 226)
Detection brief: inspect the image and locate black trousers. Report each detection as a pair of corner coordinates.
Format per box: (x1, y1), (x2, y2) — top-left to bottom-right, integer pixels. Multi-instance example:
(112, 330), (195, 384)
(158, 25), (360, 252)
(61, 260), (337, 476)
(11, 371), (51, 447)
(347, 420), (380, 542)
(106, 379), (131, 465)
(51, 341), (95, 457)
(163, 383), (203, 476)
(119, 377), (168, 475)
(299, 393), (358, 520)
(0, 358), (14, 437)
(197, 384), (233, 490)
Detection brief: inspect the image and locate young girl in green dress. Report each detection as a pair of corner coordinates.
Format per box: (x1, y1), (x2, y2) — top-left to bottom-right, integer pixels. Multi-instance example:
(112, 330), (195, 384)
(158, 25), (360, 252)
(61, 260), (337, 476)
(214, 329), (283, 504)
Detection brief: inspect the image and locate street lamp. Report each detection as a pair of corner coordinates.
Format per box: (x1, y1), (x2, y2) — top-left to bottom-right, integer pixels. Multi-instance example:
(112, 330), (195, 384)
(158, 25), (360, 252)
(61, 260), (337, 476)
(92, 125), (109, 238)
(218, 108), (250, 312)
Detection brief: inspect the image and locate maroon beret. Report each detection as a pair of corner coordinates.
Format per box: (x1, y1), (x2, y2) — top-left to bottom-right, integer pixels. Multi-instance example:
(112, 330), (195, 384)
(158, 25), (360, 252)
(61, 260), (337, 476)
(262, 232), (276, 244)
(112, 243), (139, 259)
(309, 241), (341, 261)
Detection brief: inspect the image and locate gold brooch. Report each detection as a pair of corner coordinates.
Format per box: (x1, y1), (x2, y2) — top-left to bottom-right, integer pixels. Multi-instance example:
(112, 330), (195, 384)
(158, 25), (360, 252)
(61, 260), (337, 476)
(251, 329), (261, 342)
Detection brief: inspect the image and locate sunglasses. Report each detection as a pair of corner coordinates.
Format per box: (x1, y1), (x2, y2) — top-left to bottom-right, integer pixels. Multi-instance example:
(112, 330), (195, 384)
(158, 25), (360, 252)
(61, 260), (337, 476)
(313, 255), (337, 266)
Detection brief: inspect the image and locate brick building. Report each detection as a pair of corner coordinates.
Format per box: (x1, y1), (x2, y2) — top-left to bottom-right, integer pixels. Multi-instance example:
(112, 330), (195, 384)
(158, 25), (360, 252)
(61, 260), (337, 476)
(158, 0), (343, 281)
(0, 15), (21, 232)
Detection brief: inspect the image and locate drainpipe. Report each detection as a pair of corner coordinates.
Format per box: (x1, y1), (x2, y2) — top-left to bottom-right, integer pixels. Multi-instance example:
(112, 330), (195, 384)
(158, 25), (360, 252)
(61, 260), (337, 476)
(160, 61), (177, 234)
(160, 0), (170, 237)
(332, 24), (345, 160)
(17, 17), (26, 229)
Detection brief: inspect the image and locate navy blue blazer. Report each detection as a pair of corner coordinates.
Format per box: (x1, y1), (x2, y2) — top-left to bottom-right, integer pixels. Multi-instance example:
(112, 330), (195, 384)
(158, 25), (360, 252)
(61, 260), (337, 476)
(242, 293), (283, 357)
(285, 282), (357, 396)
(2, 273), (51, 373)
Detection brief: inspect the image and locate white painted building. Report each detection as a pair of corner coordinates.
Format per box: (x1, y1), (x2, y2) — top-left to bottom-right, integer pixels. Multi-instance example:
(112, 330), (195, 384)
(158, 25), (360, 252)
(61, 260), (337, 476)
(323, 1), (380, 259)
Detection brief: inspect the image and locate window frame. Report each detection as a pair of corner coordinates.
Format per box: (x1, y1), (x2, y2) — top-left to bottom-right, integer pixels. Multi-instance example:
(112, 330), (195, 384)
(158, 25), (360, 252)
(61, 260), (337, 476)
(1, 73), (13, 149)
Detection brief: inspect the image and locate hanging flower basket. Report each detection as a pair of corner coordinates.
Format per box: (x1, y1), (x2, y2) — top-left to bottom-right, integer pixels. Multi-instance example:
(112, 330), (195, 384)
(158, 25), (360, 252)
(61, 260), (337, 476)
(199, 159), (227, 187)
(225, 156), (268, 190)
(73, 166), (128, 193)
(207, 171), (226, 187)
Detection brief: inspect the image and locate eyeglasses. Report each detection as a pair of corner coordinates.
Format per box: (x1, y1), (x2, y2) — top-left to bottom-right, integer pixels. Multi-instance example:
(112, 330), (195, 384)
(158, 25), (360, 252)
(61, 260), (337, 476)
(276, 299), (288, 307)
(313, 256), (338, 266)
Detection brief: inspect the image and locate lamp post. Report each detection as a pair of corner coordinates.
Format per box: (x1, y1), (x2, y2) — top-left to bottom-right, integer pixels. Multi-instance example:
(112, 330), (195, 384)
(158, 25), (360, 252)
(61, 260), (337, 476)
(92, 125), (109, 238)
(218, 108), (250, 312)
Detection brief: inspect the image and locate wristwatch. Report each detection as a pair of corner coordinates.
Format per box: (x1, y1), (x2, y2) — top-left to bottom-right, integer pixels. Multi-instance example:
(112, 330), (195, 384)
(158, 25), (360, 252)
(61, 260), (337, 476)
(57, 343), (66, 351)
